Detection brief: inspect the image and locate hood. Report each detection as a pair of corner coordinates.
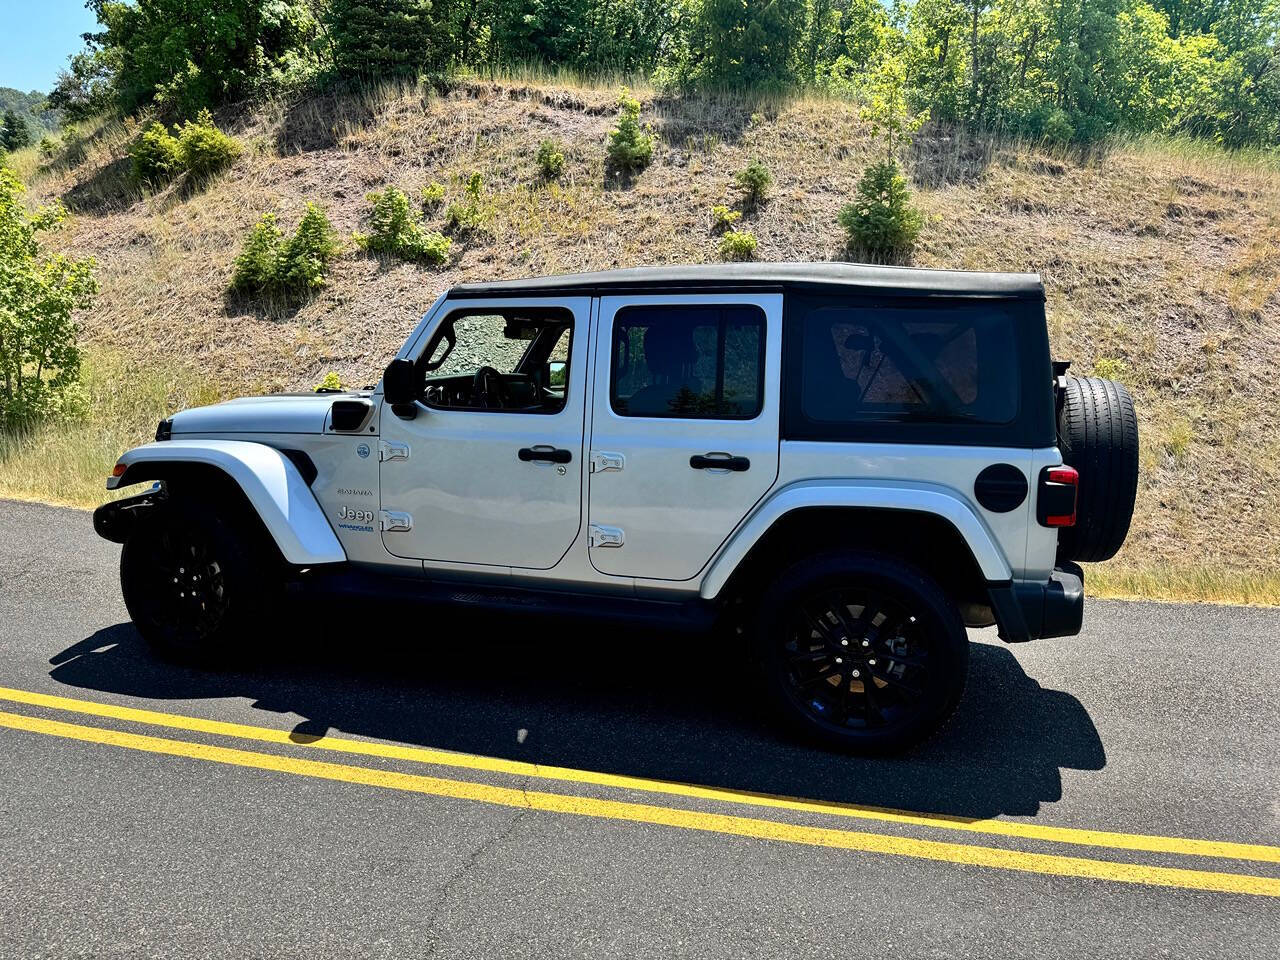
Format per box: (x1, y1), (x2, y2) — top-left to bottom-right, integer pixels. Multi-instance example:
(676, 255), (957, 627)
(169, 393), (369, 436)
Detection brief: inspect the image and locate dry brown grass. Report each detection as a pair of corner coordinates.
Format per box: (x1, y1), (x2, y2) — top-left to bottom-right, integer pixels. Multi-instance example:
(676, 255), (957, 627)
(8, 77), (1279, 596)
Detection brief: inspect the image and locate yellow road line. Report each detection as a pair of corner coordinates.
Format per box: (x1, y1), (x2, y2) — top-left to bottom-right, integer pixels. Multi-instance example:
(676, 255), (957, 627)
(2, 709), (1277, 898)
(3, 686), (1277, 866)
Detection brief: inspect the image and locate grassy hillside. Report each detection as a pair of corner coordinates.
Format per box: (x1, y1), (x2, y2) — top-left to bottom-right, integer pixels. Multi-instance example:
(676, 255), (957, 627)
(4, 77), (1279, 603)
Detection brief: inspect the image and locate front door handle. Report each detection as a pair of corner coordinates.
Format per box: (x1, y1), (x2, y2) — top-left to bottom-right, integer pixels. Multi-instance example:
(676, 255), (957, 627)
(518, 446), (572, 464)
(690, 453), (750, 472)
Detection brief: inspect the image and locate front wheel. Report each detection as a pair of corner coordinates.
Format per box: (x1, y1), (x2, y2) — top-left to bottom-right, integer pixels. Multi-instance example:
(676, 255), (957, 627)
(753, 550), (968, 754)
(120, 500), (278, 663)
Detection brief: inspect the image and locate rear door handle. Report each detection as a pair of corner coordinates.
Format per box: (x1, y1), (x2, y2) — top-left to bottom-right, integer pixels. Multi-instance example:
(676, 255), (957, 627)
(690, 453), (750, 472)
(518, 446), (572, 464)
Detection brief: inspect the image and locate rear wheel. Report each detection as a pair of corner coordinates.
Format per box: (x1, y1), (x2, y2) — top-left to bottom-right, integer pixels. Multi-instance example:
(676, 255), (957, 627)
(753, 550), (968, 754)
(120, 500), (279, 663)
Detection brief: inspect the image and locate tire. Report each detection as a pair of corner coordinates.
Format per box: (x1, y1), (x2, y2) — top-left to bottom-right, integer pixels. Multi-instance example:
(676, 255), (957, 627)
(120, 498), (280, 663)
(752, 550), (968, 755)
(1056, 375), (1139, 563)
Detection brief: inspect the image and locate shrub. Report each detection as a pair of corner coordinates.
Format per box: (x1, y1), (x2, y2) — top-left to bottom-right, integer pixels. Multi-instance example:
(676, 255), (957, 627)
(734, 159), (772, 204)
(837, 159), (924, 257)
(356, 187), (452, 265)
(130, 121), (181, 185)
(719, 229), (757, 261)
(230, 203), (340, 299)
(130, 111), (241, 185)
(315, 371), (342, 392)
(1092, 357), (1129, 381)
(177, 109), (242, 178)
(279, 202), (341, 292)
(606, 88), (654, 173)
(421, 181), (445, 209)
(1041, 108), (1076, 145)
(0, 168), (97, 429)
(38, 137), (58, 160)
(444, 172), (489, 234)
(710, 204), (741, 231)
(536, 138), (565, 178)
(230, 213), (285, 294)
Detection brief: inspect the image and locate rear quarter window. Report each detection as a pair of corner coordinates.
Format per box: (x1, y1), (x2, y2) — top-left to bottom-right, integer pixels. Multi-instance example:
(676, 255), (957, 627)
(784, 296), (1051, 447)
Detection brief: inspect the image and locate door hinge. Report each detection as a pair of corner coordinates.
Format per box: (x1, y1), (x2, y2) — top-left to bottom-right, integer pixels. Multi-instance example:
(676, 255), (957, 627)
(588, 524), (625, 548)
(379, 440), (410, 462)
(590, 451), (625, 473)
(380, 510), (413, 533)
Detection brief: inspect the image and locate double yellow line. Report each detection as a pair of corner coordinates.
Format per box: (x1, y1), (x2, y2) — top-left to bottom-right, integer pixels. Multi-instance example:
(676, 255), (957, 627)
(2, 685), (1278, 897)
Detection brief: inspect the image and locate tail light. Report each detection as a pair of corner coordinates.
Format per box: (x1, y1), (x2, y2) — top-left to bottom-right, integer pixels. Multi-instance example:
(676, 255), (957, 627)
(1037, 465), (1078, 528)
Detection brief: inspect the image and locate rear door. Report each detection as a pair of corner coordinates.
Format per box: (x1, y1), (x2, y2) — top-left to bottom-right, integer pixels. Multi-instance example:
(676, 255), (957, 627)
(587, 294), (782, 581)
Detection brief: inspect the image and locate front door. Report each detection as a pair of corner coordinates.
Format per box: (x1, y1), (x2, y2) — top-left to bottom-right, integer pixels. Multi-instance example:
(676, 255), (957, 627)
(587, 294), (782, 581)
(379, 297), (590, 569)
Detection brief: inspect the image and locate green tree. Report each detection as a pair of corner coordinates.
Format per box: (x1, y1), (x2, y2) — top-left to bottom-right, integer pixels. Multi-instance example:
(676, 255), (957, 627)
(355, 187), (452, 264)
(231, 203), (341, 298)
(325, 0), (440, 77)
(0, 169), (97, 428)
(466, 0), (676, 71)
(841, 54), (928, 260)
(662, 0), (808, 88)
(1, 110), (32, 151)
(605, 88), (655, 171)
(862, 57), (929, 161)
(838, 160), (924, 256)
(1167, 0), (1280, 146)
(903, 0), (968, 123)
(51, 0), (320, 119)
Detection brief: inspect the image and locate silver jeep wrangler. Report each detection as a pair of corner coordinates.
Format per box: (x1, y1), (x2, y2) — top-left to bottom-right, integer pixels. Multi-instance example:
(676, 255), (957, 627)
(94, 263), (1139, 753)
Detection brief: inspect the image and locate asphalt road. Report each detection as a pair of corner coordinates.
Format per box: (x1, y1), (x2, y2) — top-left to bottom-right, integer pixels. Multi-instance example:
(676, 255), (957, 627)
(1, 499), (1277, 959)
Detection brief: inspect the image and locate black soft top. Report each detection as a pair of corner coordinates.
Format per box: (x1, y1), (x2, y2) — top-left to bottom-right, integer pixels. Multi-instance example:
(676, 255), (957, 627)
(446, 262), (1044, 301)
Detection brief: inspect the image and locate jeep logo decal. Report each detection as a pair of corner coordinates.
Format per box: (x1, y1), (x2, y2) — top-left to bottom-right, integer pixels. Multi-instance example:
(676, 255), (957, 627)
(338, 506), (375, 525)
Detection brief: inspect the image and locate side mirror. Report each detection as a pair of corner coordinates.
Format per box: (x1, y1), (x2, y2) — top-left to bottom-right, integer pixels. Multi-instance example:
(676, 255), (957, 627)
(547, 360), (567, 387)
(382, 358), (418, 419)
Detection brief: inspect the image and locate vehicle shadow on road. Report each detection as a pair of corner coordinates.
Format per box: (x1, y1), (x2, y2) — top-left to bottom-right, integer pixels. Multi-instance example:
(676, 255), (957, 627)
(47, 612), (1105, 821)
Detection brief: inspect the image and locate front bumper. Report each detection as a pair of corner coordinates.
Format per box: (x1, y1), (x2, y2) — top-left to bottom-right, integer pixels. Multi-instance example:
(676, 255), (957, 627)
(988, 562), (1085, 643)
(92, 483), (165, 544)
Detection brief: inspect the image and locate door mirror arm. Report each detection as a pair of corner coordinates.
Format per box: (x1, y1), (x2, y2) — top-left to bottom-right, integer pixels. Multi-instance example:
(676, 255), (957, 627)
(382, 358), (419, 420)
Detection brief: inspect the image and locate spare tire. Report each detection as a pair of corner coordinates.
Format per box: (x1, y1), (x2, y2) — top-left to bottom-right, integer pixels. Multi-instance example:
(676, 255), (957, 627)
(1056, 375), (1139, 562)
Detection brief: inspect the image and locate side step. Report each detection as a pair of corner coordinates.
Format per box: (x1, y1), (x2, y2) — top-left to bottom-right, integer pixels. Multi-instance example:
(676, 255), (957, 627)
(290, 568), (719, 633)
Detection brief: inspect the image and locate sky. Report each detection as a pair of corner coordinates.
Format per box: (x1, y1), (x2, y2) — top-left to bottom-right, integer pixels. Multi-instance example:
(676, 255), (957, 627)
(0, 0), (98, 93)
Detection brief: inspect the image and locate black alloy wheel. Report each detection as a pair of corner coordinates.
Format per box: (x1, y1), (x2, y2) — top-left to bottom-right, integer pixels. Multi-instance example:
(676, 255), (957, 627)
(120, 499), (276, 663)
(784, 590), (932, 734)
(139, 525), (231, 643)
(755, 550), (968, 754)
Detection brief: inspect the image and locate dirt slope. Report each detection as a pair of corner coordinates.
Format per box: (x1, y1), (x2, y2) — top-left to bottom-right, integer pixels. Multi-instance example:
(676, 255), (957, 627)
(21, 79), (1280, 580)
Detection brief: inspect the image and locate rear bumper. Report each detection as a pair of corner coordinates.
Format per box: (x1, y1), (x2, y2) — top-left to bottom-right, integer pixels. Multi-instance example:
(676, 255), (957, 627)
(988, 562), (1084, 643)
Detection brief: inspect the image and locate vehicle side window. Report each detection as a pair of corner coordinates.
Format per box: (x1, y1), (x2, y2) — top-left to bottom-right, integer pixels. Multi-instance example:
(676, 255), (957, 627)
(611, 305), (765, 419)
(794, 303), (1018, 429)
(418, 307), (573, 414)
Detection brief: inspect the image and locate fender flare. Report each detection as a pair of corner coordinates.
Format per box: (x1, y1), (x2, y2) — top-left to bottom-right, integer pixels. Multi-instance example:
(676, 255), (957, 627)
(107, 440), (346, 566)
(699, 479), (1012, 599)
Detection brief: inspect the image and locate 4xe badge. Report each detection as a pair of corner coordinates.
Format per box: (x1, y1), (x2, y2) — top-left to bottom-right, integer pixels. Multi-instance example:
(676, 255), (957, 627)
(356, 442), (371, 459)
